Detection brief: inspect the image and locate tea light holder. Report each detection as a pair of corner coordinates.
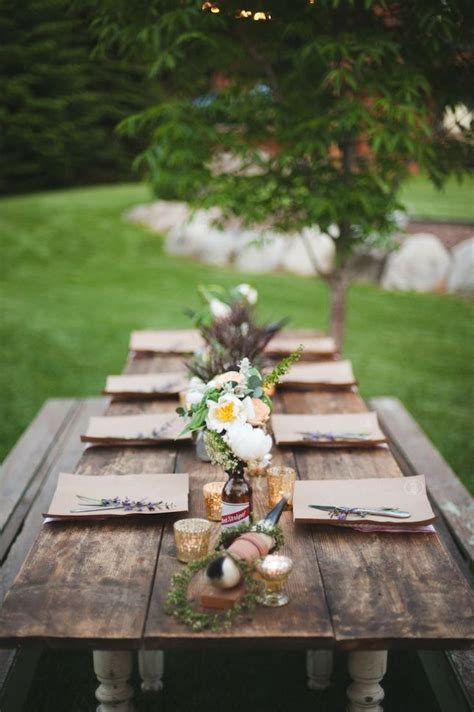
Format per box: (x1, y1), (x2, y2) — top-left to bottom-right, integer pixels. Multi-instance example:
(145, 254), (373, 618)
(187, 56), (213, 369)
(246, 461), (269, 478)
(173, 518), (211, 563)
(255, 554), (294, 607)
(266, 466), (296, 510)
(203, 481), (225, 521)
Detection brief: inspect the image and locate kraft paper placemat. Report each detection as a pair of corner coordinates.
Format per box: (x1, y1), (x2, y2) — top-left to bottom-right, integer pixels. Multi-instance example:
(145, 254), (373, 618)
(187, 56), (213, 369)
(279, 360), (356, 389)
(293, 475), (435, 526)
(81, 414), (191, 445)
(45, 472), (189, 520)
(271, 412), (386, 447)
(129, 329), (203, 354)
(265, 335), (337, 359)
(104, 373), (188, 397)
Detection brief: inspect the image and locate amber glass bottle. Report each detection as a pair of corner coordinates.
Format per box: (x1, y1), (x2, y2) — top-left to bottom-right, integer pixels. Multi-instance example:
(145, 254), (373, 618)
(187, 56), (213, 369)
(221, 466), (253, 530)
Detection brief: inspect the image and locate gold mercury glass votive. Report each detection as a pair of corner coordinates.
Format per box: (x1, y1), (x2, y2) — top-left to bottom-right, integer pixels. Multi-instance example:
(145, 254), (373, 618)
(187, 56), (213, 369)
(266, 466), (297, 510)
(203, 481), (226, 522)
(173, 518), (211, 563)
(255, 555), (294, 607)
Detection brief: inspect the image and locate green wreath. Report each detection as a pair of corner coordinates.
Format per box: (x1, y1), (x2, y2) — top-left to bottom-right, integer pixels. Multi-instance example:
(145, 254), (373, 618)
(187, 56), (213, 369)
(165, 551), (260, 632)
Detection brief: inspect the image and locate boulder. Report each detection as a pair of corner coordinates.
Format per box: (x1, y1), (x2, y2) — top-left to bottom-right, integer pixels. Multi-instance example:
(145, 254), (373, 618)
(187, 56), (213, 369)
(281, 228), (335, 276)
(233, 230), (287, 273)
(166, 208), (239, 265)
(447, 238), (474, 297)
(348, 247), (388, 284)
(126, 200), (189, 233)
(382, 234), (451, 292)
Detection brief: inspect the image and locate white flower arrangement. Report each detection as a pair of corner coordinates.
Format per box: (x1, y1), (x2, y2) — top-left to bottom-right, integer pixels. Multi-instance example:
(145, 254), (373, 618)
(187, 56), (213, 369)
(178, 358), (272, 472)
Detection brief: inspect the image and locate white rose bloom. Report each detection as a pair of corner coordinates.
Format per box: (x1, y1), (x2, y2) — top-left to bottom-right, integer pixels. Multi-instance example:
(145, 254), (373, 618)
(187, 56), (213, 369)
(206, 394), (249, 432)
(236, 283), (258, 305)
(186, 390), (205, 409)
(210, 298), (232, 319)
(225, 423), (272, 463)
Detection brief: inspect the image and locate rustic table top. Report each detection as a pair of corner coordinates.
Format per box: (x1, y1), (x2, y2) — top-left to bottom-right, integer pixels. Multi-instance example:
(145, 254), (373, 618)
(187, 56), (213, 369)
(0, 336), (472, 652)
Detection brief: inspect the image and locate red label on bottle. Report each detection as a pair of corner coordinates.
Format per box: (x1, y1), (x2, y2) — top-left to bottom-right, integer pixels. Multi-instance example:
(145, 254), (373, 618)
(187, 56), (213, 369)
(221, 501), (251, 530)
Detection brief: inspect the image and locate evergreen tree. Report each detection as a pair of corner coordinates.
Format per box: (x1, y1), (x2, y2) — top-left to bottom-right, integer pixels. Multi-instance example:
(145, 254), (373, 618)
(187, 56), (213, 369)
(0, 0), (160, 193)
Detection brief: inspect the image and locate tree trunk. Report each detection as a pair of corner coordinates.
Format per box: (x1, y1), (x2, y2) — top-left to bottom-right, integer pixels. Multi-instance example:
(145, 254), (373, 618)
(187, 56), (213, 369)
(328, 269), (348, 354)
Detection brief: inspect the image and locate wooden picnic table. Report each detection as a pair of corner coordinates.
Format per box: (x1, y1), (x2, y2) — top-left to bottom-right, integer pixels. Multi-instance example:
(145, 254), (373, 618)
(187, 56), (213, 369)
(0, 332), (472, 711)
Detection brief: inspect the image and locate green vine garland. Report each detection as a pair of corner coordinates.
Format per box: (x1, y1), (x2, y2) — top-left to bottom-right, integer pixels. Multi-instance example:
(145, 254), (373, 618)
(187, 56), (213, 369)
(165, 551), (260, 631)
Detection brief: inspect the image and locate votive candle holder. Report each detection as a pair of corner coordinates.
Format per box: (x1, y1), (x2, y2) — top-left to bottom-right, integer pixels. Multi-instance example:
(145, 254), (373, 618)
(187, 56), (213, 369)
(266, 466), (297, 510)
(173, 518), (211, 563)
(255, 555), (294, 607)
(203, 481), (226, 522)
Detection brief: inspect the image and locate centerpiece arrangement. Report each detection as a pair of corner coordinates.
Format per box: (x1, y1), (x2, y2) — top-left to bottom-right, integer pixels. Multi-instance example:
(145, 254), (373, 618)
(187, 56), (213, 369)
(178, 349), (302, 522)
(185, 283), (287, 383)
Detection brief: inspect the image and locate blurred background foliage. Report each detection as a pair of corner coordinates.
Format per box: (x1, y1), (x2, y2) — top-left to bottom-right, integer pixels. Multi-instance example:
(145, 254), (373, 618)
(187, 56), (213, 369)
(0, 0), (162, 194)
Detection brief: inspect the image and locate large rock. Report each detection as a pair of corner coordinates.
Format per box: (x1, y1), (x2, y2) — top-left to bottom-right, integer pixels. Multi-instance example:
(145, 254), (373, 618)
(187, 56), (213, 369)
(382, 234), (451, 292)
(233, 230), (287, 273)
(348, 247), (388, 284)
(281, 228), (335, 276)
(447, 238), (474, 297)
(166, 208), (240, 265)
(126, 200), (189, 233)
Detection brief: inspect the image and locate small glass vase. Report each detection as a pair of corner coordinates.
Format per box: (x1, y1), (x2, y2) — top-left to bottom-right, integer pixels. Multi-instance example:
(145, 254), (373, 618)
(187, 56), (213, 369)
(194, 430), (211, 462)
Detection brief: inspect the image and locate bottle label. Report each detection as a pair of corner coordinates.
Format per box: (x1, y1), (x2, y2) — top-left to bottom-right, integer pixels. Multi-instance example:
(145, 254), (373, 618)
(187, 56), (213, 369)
(221, 501), (251, 530)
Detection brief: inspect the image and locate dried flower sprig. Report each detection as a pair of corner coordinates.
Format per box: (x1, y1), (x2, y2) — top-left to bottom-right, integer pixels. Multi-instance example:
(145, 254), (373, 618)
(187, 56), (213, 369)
(71, 495), (176, 513)
(300, 431), (371, 442)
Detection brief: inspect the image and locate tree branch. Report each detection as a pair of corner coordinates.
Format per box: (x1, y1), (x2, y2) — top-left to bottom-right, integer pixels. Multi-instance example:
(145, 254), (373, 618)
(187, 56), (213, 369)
(233, 25), (282, 102)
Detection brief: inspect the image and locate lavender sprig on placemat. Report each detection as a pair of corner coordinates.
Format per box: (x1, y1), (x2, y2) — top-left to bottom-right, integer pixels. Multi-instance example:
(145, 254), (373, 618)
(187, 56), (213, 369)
(71, 495), (176, 513)
(299, 431), (371, 442)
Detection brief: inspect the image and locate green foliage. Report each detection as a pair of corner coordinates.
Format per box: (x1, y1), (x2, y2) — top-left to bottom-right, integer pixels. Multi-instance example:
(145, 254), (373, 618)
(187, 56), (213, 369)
(0, 0), (161, 194)
(263, 346), (304, 387)
(91, 0), (473, 261)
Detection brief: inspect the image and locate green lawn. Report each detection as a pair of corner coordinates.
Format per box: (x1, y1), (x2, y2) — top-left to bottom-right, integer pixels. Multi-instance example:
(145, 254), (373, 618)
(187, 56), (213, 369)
(1, 183), (473, 493)
(399, 172), (474, 220)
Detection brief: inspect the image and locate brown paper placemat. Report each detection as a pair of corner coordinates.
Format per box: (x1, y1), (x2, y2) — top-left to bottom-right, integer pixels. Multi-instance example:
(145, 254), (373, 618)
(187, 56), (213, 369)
(265, 335), (337, 359)
(129, 329), (203, 354)
(45, 472), (189, 520)
(279, 360), (356, 388)
(293, 475), (435, 526)
(104, 373), (188, 397)
(271, 412), (386, 447)
(81, 414), (191, 445)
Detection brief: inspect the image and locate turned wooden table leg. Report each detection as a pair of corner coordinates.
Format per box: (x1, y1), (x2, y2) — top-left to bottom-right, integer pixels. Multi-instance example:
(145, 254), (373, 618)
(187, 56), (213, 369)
(347, 650), (387, 712)
(93, 650), (134, 712)
(306, 650), (334, 690)
(138, 650), (164, 692)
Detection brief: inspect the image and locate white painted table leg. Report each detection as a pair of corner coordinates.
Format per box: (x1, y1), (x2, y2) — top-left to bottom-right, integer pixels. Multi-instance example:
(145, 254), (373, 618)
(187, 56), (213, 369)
(138, 650), (164, 692)
(93, 650), (134, 712)
(346, 650), (387, 712)
(306, 650), (334, 690)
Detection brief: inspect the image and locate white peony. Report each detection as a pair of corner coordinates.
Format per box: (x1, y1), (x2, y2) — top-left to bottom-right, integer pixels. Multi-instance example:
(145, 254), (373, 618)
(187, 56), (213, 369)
(206, 394), (252, 432)
(210, 298), (232, 319)
(185, 377), (206, 409)
(225, 423), (272, 463)
(236, 283), (258, 305)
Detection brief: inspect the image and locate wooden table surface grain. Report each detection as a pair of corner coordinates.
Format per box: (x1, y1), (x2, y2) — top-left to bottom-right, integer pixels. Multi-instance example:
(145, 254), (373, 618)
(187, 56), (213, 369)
(0, 345), (472, 652)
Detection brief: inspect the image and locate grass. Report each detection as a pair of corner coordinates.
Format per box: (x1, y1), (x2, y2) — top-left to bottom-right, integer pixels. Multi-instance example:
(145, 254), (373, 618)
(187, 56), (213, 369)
(0, 182), (473, 494)
(399, 172), (474, 220)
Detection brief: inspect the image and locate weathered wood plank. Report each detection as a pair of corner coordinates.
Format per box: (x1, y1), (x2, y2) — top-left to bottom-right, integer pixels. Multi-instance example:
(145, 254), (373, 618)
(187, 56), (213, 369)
(280, 388), (474, 650)
(0, 359), (178, 649)
(0, 399), (78, 534)
(370, 396), (474, 564)
(0, 398), (106, 711)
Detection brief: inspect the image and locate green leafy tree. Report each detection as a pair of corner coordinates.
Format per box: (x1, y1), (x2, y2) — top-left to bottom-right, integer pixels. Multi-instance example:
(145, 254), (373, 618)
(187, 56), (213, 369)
(91, 0), (473, 348)
(0, 0), (161, 193)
